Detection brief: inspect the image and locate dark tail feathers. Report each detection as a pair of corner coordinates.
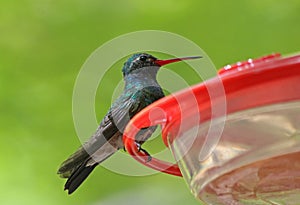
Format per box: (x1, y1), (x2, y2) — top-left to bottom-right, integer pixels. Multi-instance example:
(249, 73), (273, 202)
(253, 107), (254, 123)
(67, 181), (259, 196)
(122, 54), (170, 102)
(64, 159), (98, 194)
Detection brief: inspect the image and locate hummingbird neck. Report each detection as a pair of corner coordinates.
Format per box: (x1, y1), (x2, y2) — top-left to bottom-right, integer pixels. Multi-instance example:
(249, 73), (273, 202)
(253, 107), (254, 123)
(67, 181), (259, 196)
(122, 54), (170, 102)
(124, 66), (160, 89)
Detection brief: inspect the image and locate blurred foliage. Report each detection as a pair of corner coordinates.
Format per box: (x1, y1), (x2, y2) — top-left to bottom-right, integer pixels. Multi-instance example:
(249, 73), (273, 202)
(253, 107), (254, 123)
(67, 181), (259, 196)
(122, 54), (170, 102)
(0, 0), (299, 205)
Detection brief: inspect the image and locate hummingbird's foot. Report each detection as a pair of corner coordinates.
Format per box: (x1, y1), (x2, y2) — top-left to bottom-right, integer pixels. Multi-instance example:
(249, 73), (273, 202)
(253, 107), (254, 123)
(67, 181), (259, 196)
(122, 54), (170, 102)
(135, 142), (152, 162)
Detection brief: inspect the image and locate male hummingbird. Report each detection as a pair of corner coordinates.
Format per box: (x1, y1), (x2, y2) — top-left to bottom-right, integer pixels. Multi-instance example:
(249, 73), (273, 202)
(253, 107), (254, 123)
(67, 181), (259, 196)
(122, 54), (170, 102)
(57, 53), (201, 194)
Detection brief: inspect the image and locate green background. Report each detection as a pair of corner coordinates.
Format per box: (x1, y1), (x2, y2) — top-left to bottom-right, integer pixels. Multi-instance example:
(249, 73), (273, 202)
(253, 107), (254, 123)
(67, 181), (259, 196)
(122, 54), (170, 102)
(0, 0), (299, 205)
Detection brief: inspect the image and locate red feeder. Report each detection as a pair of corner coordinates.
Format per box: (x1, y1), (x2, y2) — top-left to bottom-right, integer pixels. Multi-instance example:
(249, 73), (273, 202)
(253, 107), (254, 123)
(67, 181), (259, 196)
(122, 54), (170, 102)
(123, 53), (300, 204)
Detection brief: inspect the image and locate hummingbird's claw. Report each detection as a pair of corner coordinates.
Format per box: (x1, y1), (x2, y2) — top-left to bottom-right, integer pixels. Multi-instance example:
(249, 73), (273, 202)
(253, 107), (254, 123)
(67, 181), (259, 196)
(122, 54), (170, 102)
(135, 142), (152, 162)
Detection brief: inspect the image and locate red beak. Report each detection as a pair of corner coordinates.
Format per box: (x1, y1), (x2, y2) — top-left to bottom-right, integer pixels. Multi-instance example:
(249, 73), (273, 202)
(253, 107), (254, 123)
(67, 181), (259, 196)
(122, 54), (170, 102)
(155, 56), (202, 66)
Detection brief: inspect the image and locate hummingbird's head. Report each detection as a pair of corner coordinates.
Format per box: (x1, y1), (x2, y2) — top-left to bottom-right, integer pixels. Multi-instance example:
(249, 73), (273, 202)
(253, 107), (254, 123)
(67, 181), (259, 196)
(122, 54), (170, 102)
(122, 52), (202, 77)
(122, 53), (159, 77)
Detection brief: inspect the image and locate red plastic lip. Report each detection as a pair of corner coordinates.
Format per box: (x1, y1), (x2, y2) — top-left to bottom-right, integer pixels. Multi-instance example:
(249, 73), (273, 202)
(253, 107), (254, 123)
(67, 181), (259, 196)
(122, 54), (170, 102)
(218, 53), (281, 75)
(123, 53), (300, 177)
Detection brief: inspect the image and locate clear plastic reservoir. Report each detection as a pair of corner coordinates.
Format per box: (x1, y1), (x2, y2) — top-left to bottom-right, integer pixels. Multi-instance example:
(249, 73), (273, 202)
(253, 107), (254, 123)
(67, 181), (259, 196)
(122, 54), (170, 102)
(170, 101), (300, 205)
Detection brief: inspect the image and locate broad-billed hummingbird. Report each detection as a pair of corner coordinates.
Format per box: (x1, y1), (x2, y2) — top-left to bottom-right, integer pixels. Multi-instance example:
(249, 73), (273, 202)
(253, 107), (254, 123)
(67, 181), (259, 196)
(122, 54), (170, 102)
(57, 53), (201, 194)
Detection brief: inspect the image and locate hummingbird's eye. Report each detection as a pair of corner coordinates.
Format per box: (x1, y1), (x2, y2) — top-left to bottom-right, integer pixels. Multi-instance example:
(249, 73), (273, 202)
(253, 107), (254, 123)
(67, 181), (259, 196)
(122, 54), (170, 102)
(139, 55), (147, 61)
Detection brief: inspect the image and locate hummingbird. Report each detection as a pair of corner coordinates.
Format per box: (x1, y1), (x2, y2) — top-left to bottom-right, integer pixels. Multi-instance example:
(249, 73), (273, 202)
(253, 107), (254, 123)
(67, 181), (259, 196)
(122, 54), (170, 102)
(57, 53), (201, 194)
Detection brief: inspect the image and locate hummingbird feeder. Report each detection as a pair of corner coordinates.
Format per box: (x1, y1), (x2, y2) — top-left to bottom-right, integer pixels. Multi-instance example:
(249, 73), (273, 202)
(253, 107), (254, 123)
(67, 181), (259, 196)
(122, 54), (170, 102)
(123, 53), (300, 204)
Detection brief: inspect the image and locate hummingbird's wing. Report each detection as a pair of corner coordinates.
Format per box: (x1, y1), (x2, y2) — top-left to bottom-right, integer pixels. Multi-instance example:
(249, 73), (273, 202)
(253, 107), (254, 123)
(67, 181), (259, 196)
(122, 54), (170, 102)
(57, 96), (135, 194)
(57, 94), (132, 178)
(58, 89), (149, 175)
